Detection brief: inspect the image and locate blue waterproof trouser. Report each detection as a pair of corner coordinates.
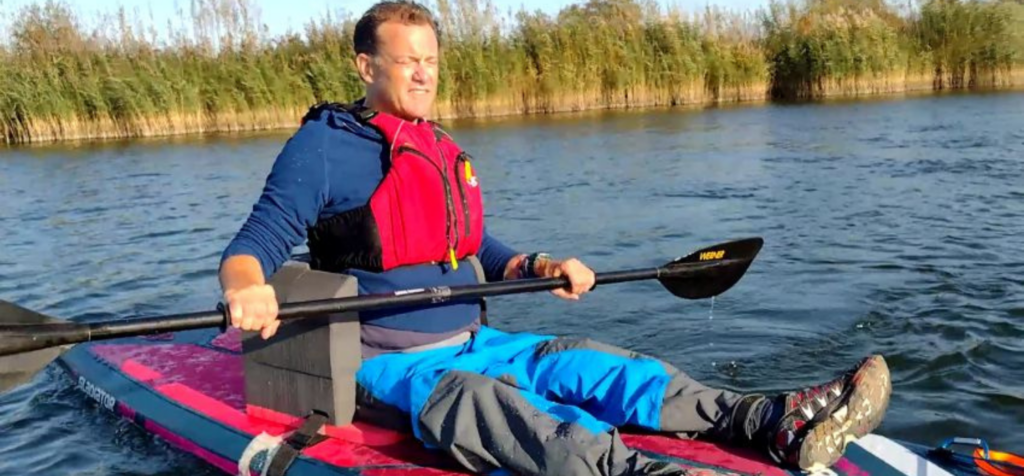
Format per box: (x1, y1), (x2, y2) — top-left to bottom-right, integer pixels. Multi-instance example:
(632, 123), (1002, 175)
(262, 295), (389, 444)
(355, 326), (743, 476)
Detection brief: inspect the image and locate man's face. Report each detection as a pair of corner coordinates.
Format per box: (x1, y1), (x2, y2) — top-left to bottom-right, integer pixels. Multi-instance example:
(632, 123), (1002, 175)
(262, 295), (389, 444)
(359, 21), (439, 121)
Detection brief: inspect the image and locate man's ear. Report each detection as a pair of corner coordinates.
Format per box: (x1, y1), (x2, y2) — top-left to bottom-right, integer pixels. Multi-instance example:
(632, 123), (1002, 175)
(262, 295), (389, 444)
(355, 53), (375, 84)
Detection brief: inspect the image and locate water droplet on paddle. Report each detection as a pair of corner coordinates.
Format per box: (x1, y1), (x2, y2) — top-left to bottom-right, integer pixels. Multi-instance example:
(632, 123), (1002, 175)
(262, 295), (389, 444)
(708, 297), (716, 369)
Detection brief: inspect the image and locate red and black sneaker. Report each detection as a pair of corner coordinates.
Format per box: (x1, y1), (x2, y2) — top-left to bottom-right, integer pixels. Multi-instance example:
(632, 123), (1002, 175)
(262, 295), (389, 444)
(765, 355), (892, 471)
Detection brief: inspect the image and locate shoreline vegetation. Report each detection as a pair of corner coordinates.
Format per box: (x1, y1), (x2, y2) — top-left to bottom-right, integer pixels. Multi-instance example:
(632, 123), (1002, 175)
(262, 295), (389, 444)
(2, 0), (1022, 145)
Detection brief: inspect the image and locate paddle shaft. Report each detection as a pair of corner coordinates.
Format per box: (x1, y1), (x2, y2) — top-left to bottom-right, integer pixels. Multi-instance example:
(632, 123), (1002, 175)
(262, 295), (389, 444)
(0, 259), (735, 357)
(104, 268), (671, 335)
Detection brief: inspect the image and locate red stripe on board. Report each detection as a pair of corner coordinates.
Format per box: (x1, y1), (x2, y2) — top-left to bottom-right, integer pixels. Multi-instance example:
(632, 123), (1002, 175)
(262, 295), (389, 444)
(835, 457), (872, 476)
(329, 422), (411, 447)
(121, 359), (163, 382)
(246, 404), (410, 446)
(360, 467), (473, 476)
(621, 434), (792, 476)
(116, 401), (137, 421)
(144, 419), (238, 474)
(155, 383), (291, 436)
(243, 404), (298, 427)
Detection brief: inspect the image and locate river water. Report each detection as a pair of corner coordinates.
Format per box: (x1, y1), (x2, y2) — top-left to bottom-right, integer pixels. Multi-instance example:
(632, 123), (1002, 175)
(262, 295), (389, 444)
(1, 91), (1022, 474)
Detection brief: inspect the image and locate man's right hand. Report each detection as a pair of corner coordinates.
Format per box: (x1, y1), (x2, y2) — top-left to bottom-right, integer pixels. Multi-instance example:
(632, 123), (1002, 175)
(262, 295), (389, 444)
(224, 284), (281, 339)
(220, 255), (282, 340)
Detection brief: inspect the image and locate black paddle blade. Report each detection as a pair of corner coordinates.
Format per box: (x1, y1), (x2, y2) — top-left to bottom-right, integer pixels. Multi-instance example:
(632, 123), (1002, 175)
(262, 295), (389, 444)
(658, 237), (764, 299)
(0, 300), (76, 393)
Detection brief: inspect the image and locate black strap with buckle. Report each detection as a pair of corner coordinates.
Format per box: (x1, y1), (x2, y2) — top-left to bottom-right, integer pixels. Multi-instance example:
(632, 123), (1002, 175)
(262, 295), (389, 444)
(266, 410), (330, 476)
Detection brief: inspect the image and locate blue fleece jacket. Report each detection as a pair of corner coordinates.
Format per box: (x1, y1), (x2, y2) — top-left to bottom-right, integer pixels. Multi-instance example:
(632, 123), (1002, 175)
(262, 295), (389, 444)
(221, 106), (521, 356)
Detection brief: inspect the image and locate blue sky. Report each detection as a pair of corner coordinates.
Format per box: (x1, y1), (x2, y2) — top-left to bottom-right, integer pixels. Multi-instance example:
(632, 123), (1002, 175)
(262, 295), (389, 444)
(1, 0), (770, 41)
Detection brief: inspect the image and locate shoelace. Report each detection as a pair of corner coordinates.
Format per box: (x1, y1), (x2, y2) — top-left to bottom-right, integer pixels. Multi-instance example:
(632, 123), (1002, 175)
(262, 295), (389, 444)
(789, 382), (844, 420)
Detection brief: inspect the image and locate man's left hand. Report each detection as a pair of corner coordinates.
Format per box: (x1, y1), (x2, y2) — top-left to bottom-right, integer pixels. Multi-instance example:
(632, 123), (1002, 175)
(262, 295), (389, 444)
(544, 258), (595, 301)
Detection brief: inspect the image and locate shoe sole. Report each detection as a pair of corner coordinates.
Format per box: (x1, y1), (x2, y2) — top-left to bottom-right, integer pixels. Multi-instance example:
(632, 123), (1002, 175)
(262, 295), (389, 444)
(796, 355), (892, 472)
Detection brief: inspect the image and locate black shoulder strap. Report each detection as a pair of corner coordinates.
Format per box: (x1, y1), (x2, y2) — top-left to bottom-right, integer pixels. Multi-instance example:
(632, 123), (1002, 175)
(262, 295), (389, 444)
(301, 100), (376, 125)
(429, 120), (454, 142)
(265, 410), (330, 476)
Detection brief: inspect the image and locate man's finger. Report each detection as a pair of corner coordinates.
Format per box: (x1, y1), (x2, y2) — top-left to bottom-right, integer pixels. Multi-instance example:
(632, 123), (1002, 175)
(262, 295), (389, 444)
(261, 320), (281, 340)
(552, 289), (579, 300)
(571, 275), (588, 295)
(254, 301), (268, 323)
(267, 298), (279, 320)
(577, 275), (595, 295)
(229, 301), (244, 328)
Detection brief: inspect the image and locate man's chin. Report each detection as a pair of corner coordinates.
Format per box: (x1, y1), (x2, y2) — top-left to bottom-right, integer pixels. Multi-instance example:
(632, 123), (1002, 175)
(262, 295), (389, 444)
(403, 98), (435, 119)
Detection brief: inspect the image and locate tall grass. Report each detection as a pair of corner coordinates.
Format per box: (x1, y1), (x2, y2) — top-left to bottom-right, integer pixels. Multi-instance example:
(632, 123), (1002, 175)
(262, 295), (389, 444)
(911, 0), (1022, 89)
(1, 0), (1022, 144)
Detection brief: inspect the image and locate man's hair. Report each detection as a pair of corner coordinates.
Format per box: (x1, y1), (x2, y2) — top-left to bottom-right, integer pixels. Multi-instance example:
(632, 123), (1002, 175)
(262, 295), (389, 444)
(353, 1), (440, 56)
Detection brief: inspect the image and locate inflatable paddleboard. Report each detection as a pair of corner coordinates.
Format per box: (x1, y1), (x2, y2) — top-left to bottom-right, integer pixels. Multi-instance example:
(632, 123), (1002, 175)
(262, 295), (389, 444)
(55, 326), (982, 476)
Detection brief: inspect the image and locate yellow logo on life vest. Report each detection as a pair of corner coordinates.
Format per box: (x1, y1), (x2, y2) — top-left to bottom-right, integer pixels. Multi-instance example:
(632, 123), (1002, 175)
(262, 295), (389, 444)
(464, 161), (478, 187)
(699, 250), (726, 261)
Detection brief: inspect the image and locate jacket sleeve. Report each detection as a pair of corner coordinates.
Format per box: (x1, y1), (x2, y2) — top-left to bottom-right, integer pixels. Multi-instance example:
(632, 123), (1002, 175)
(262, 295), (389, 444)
(476, 226), (522, 282)
(220, 120), (329, 279)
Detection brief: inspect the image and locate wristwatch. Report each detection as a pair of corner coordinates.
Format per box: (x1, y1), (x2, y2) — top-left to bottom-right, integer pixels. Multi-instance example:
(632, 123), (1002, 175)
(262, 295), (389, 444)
(521, 252), (552, 279)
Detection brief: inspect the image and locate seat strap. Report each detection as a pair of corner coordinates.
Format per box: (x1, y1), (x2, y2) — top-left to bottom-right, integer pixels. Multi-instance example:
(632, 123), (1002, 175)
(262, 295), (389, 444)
(265, 410), (330, 476)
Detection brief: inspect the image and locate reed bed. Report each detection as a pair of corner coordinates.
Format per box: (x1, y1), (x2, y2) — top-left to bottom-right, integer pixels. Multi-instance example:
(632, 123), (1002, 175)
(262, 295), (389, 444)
(1, 0), (1021, 144)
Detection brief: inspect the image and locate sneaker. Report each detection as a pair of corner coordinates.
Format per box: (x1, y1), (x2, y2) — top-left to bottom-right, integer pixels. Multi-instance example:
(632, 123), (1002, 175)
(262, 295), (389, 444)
(766, 355), (892, 471)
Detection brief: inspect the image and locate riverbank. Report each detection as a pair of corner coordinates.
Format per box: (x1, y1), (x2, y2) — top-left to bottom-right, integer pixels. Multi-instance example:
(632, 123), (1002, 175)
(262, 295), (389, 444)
(432, 69), (1024, 118)
(2, 0), (1022, 145)
(8, 69), (1024, 146)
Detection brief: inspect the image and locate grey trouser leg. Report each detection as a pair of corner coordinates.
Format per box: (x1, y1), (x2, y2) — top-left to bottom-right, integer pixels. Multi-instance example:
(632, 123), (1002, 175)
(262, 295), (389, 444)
(416, 370), (688, 476)
(657, 358), (746, 439)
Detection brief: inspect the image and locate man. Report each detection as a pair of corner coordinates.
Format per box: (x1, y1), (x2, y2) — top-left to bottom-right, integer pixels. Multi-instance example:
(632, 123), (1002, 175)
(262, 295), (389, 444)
(219, 2), (892, 475)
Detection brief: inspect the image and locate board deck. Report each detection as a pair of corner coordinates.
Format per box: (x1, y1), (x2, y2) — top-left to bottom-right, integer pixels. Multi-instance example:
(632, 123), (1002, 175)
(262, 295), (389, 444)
(56, 327), (952, 476)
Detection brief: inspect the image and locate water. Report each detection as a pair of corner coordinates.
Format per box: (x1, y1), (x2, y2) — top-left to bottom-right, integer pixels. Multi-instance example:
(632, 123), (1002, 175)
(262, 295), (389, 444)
(1, 91), (1023, 474)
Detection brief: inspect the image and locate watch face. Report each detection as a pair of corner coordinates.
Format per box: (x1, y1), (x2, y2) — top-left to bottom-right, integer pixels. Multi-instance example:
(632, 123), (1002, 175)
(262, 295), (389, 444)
(522, 253), (553, 278)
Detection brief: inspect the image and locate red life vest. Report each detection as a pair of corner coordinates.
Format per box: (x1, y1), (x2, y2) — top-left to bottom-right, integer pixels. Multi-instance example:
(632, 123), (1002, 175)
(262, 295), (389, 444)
(304, 103), (485, 273)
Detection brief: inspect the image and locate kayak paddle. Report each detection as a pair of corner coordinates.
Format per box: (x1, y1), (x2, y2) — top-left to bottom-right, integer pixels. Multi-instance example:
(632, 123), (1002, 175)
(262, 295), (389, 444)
(0, 237), (762, 393)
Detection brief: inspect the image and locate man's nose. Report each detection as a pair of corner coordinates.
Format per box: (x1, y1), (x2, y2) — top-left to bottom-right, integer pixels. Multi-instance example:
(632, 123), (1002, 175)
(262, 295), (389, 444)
(412, 62), (430, 82)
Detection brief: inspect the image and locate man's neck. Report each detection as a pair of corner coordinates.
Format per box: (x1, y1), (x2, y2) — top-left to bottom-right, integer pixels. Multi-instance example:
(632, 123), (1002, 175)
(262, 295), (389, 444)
(363, 96), (422, 123)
